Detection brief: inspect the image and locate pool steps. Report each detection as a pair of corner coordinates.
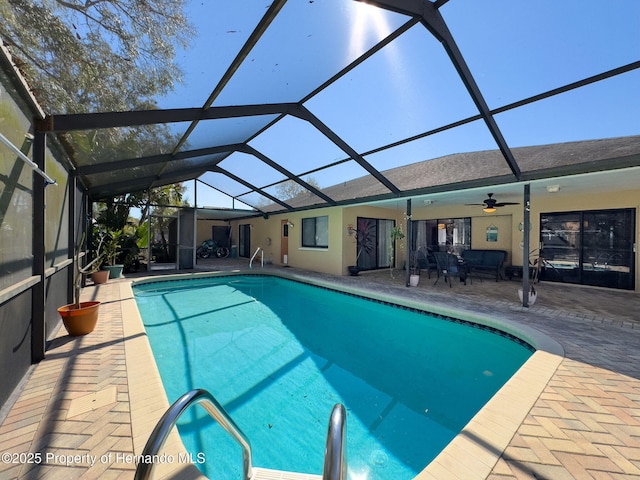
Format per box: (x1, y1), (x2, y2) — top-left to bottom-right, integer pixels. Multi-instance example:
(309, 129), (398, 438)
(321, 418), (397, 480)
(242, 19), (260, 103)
(252, 467), (321, 479)
(135, 389), (344, 480)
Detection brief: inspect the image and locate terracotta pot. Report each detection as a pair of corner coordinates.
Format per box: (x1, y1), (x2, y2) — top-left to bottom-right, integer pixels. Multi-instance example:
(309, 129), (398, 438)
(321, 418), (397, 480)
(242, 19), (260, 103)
(57, 301), (100, 336)
(91, 270), (109, 284)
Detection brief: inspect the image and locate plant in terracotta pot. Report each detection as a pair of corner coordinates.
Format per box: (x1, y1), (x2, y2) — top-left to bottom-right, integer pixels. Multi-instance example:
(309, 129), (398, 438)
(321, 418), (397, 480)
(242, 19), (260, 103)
(57, 232), (106, 336)
(90, 240), (109, 284)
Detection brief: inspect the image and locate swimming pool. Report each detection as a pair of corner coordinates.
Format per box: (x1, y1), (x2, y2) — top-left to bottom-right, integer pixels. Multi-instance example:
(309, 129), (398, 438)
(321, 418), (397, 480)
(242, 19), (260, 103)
(133, 273), (533, 480)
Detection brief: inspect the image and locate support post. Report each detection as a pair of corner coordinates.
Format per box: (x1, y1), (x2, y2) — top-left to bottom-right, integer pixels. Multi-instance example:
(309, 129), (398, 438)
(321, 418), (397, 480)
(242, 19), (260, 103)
(522, 184), (531, 307)
(67, 176), (76, 302)
(193, 179), (198, 267)
(405, 199), (412, 287)
(31, 131), (46, 362)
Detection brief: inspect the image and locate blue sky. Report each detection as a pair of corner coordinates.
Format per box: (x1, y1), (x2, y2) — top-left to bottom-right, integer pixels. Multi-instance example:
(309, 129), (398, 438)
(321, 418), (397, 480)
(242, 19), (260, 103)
(158, 0), (640, 210)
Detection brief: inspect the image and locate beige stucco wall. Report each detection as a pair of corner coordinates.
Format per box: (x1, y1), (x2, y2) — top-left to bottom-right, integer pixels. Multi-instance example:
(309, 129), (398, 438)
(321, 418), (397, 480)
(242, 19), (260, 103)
(225, 188), (639, 290)
(229, 208), (346, 275)
(408, 204), (514, 263)
(196, 219), (230, 245)
(228, 205), (407, 276)
(509, 187), (639, 268)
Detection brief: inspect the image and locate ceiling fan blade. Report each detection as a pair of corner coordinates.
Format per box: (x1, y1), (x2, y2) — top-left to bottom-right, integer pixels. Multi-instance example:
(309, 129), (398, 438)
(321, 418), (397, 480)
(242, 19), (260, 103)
(494, 202), (520, 206)
(464, 203), (487, 206)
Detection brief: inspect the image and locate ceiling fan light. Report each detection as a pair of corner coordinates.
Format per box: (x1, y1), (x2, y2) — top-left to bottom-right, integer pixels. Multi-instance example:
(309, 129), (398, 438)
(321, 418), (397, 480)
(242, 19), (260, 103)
(483, 207), (497, 213)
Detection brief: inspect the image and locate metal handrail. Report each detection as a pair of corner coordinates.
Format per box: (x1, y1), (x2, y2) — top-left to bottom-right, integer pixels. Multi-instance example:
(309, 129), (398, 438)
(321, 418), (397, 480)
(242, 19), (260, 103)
(0, 131), (56, 185)
(134, 389), (252, 480)
(249, 247), (263, 269)
(322, 404), (347, 480)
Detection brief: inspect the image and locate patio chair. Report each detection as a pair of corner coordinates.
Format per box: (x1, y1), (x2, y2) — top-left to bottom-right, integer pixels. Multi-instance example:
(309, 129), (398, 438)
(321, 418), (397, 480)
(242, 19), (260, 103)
(416, 248), (438, 279)
(433, 252), (467, 287)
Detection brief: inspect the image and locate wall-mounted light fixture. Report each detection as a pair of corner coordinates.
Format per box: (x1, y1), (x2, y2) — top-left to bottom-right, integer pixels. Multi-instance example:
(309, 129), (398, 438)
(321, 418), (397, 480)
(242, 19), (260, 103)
(286, 221), (294, 228)
(546, 185), (560, 193)
(346, 224), (356, 236)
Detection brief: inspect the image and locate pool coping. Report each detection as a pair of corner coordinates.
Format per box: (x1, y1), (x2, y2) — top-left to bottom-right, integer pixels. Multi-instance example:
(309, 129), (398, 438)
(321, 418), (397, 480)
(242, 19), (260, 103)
(120, 282), (206, 480)
(126, 270), (564, 479)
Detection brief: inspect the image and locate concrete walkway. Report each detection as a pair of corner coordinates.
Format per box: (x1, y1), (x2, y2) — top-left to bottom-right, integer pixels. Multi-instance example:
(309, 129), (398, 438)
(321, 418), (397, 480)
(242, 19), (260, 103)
(1, 262), (639, 479)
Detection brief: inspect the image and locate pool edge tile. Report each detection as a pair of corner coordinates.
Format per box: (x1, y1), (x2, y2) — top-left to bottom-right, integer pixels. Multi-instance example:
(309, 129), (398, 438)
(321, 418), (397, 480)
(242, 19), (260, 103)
(121, 281), (207, 480)
(416, 350), (563, 480)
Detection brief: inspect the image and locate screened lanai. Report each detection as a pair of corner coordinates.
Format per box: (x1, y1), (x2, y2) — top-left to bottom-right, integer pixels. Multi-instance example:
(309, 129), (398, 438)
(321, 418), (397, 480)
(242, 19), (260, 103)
(3, 2), (640, 477)
(33, 0), (640, 212)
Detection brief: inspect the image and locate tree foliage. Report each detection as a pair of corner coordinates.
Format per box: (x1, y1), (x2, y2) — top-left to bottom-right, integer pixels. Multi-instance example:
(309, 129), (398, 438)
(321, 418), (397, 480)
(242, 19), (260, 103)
(93, 183), (188, 268)
(275, 176), (321, 201)
(1, 0), (193, 114)
(96, 183), (188, 227)
(256, 176), (322, 207)
(1, 0), (194, 201)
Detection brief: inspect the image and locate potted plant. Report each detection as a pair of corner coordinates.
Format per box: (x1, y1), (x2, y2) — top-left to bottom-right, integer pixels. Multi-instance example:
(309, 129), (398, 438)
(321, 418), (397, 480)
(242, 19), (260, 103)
(388, 225), (405, 278)
(101, 228), (125, 279)
(347, 220), (375, 276)
(91, 268), (109, 284)
(408, 248), (420, 287)
(57, 232), (106, 336)
(518, 284), (537, 305)
(518, 253), (540, 305)
(348, 251), (363, 276)
(90, 234), (110, 283)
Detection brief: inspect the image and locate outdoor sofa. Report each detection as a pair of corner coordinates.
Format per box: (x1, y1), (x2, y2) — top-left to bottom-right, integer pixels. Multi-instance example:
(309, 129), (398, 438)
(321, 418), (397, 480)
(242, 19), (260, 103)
(461, 249), (507, 281)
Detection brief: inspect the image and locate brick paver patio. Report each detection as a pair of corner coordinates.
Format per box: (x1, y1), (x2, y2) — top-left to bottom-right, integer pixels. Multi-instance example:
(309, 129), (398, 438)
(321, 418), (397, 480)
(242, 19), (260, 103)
(1, 261), (639, 479)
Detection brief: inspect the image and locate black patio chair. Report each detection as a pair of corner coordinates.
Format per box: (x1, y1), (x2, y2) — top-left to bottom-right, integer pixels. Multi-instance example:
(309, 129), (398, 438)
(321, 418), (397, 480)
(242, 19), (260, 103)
(433, 252), (467, 287)
(416, 248), (438, 279)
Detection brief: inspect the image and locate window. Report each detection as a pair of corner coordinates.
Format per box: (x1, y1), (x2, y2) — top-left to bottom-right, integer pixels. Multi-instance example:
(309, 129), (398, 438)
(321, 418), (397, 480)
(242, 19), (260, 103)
(540, 209), (635, 290)
(302, 216), (328, 248)
(412, 218), (471, 255)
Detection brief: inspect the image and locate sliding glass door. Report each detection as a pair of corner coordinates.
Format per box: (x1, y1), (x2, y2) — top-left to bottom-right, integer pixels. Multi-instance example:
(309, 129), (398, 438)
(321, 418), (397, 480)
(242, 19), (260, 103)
(540, 209), (635, 290)
(356, 217), (395, 270)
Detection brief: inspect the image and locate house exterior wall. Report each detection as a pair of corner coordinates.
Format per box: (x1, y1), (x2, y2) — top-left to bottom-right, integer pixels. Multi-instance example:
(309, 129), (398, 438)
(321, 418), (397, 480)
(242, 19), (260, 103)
(230, 207), (347, 275)
(230, 204), (410, 275)
(230, 190), (639, 291)
(196, 219), (231, 245)
(509, 188), (639, 269)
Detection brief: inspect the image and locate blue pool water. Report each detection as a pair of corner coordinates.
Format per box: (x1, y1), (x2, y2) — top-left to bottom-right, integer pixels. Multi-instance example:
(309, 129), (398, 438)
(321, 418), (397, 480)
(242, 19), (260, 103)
(134, 275), (532, 480)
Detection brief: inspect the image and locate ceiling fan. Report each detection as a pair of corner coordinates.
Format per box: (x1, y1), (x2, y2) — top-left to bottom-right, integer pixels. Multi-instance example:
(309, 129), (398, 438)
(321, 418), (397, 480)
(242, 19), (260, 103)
(465, 193), (520, 213)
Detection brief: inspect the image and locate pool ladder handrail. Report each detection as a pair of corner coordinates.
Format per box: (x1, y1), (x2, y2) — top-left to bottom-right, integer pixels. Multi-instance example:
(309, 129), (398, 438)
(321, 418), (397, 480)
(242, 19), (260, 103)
(322, 403), (348, 480)
(249, 247), (263, 269)
(134, 389), (252, 480)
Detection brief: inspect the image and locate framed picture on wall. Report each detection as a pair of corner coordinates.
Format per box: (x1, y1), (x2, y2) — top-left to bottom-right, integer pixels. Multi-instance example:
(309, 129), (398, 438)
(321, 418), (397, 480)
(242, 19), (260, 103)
(486, 225), (498, 242)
